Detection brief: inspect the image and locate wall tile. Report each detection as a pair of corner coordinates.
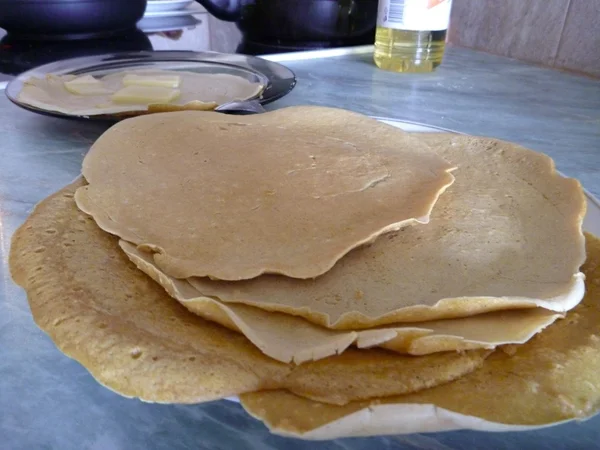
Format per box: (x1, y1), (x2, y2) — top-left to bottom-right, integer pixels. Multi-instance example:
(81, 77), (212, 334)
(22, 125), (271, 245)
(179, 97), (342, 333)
(554, 1), (600, 77)
(448, 0), (570, 66)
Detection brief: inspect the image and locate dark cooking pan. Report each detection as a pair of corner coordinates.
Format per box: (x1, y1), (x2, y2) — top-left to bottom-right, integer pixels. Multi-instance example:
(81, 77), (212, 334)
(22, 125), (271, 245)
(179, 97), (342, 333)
(0, 0), (147, 39)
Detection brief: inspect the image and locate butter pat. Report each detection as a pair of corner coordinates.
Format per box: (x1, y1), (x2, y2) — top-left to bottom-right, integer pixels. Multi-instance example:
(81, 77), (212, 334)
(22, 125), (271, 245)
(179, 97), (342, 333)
(123, 73), (181, 88)
(111, 86), (181, 105)
(64, 75), (112, 95)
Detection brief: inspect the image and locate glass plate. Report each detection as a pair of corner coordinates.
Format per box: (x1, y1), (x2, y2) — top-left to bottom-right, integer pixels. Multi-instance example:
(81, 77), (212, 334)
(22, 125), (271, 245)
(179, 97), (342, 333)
(5, 51), (297, 121)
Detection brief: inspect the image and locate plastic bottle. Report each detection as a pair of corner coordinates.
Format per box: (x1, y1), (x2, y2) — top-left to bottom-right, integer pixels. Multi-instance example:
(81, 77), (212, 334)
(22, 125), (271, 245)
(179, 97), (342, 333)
(374, 0), (453, 73)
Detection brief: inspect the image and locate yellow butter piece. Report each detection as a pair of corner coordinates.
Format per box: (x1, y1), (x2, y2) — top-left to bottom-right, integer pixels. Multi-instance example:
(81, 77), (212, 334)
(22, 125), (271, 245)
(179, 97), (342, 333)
(123, 74), (181, 88)
(67, 75), (99, 85)
(64, 75), (112, 95)
(111, 86), (181, 105)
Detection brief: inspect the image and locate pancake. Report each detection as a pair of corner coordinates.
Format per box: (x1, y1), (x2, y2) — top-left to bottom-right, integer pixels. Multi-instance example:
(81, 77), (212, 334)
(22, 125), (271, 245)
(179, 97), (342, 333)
(121, 239), (562, 363)
(17, 70), (263, 116)
(187, 134), (586, 329)
(240, 232), (600, 439)
(75, 107), (455, 280)
(9, 180), (489, 405)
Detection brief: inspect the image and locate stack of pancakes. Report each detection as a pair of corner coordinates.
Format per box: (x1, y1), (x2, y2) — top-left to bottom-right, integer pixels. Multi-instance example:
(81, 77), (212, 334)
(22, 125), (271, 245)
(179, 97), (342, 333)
(10, 106), (600, 439)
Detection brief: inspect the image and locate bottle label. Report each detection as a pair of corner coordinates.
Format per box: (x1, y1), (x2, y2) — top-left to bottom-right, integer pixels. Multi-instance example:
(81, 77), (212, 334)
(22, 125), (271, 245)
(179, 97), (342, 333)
(377, 0), (452, 31)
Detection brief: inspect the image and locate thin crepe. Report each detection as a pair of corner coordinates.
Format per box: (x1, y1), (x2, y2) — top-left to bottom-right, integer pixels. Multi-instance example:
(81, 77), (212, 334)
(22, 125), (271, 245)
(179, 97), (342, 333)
(9, 180), (489, 405)
(17, 70), (263, 116)
(121, 239), (562, 363)
(75, 107), (455, 280)
(240, 232), (600, 439)
(188, 134), (586, 329)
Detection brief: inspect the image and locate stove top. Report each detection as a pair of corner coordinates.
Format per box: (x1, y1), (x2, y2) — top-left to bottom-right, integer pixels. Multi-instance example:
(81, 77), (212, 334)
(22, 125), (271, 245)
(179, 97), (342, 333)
(0, 8), (232, 79)
(0, 6), (371, 87)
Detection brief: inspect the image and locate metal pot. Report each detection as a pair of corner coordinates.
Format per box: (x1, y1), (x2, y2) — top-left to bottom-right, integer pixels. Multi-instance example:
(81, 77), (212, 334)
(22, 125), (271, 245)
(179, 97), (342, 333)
(196, 0), (377, 46)
(0, 0), (147, 39)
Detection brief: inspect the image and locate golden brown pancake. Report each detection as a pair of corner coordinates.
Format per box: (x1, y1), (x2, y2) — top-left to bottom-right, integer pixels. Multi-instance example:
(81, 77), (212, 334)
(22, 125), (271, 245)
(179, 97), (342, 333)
(240, 234), (600, 438)
(17, 70), (263, 116)
(9, 180), (489, 405)
(75, 107), (455, 280)
(187, 134), (586, 329)
(121, 238), (562, 363)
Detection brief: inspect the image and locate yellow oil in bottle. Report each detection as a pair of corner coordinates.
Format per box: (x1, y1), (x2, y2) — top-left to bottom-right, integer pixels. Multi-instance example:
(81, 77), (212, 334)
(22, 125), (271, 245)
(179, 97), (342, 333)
(374, 27), (447, 73)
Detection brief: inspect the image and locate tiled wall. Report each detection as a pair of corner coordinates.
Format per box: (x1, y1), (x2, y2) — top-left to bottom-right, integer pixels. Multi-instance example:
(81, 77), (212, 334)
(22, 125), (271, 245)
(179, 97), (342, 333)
(448, 0), (600, 78)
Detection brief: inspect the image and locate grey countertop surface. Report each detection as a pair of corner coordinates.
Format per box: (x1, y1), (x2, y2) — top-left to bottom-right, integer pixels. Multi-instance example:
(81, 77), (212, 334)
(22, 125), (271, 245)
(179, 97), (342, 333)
(1, 46), (600, 450)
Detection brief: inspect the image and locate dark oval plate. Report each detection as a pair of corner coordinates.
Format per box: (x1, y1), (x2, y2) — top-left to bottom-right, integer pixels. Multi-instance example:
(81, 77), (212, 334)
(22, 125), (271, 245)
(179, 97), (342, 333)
(5, 50), (297, 121)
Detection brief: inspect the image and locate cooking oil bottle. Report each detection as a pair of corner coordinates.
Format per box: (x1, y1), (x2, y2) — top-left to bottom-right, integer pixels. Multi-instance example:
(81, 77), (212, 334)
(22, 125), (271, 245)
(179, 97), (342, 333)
(374, 0), (453, 73)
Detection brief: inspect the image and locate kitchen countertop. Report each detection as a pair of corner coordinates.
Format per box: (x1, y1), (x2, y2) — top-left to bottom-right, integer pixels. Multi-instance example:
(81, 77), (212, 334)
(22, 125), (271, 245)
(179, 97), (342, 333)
(1, 45), (600, 450)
